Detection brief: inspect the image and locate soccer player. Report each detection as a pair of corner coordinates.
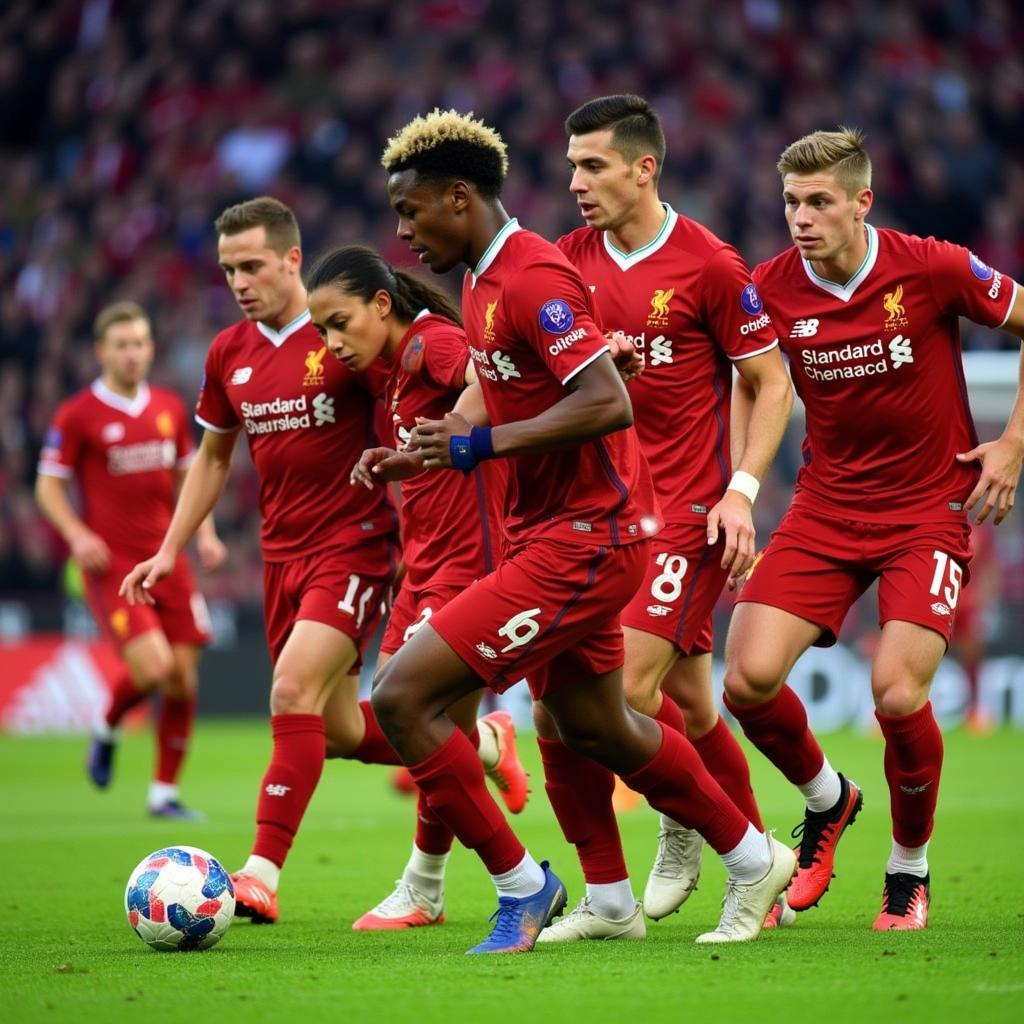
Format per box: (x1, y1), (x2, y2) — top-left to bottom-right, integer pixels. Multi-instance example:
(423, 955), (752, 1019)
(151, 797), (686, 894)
(534, 94), (794, 940)
(36, 301), (224, 819)
(723, 127), (1024, 930)
(305, 243), (527, 929)
(369, 109), (795, 954)
(120, 198), (517, 927)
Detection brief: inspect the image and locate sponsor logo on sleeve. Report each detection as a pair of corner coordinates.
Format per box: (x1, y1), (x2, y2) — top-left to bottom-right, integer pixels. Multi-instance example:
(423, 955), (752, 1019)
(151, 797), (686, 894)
(401, 334), (426, 372)
(968, 252), (994, 281)
(740, 284), (764, 317)
(539, 299), (575, 335)
(44, 427), (63, 448)
(988, 272), (1003, 300)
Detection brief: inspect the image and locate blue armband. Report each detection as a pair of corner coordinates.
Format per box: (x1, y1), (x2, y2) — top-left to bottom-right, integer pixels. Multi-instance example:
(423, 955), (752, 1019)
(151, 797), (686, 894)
(449, 427), (494, 472)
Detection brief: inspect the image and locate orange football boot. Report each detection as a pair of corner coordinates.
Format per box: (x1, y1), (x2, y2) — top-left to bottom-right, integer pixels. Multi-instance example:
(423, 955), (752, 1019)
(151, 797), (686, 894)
(230, 872), (280, 924)
(480, 711), (529, 814)
(788, 774), (863, 910)
(872, 872), (929, 931)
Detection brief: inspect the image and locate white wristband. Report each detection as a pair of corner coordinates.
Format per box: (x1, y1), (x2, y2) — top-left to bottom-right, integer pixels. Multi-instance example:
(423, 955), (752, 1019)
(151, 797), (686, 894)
(727, 470), (760, 504)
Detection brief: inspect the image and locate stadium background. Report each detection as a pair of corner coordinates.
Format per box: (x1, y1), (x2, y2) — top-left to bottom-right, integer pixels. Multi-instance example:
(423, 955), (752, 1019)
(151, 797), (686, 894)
(1, 0), (1022, 729)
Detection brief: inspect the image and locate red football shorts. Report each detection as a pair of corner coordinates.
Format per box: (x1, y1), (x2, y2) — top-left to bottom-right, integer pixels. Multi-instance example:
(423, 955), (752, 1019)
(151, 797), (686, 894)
(85, 551), (211, 649)
(620, 521), (728, 655)
(738, 506), (974, 647)
(429, 537), (648, 698)
(380, 581), (464, 655)
(262, 539), (398, 666)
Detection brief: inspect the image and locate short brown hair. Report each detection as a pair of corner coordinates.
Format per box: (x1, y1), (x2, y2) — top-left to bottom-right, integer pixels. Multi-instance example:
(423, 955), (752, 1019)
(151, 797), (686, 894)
(777, 127), (872, 196)
(565, 94), (666, 180)
(214, 196), (301, 254)
(94, 301), (150, 342)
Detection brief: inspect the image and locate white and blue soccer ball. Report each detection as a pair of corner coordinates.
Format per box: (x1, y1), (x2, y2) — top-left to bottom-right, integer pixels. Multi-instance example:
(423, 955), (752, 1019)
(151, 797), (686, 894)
(125, 845), (235, 951)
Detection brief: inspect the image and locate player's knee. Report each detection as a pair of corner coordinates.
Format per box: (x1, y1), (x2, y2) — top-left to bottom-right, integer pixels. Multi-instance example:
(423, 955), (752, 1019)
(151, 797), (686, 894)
(722, 656), (778, 705)
(132, 652), (176, 693)
(532, 701), (559, 739)
(622, 670), (661, 717)
(269, 672), (319, 715)
(162, 667), (195, 701)
(872, 678), (929, 718)
(369, 664), (413, 737)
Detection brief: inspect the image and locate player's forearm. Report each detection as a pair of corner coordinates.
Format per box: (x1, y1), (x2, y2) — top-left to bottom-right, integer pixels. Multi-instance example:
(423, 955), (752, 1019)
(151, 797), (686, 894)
(158, 447), (231, 557)
(34, 475), (88, 543)
(452, 381), (491, 426)
(491, 370), (632, 457)
(730, 373), (755, 470)
(733, 374), (793, 481)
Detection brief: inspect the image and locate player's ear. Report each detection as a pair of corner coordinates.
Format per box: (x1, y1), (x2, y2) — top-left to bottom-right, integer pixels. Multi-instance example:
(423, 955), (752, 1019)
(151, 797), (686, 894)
(285, 245), (302, 273)
(449, 180), (473, 214)
(374, 288), (393, 319)
(636, 154), (658, 186)
(855, 187), (873, 219)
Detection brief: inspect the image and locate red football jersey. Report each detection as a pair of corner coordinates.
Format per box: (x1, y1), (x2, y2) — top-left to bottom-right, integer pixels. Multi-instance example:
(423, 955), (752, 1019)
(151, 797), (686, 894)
(386, 312), (502, 588)
(461, 220), (659, 547)
(38, 380), (194, 557)
(754, 227), (1017, 523)
(558, 206), (778, 522)
(195, 311), (396, 560)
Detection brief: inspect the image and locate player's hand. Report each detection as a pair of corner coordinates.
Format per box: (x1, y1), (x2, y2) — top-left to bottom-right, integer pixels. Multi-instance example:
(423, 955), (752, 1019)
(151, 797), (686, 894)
(196, 533), (228, 573)
(68, 528), (112, 574)
(119, 551), (176, 606)
(956, 436), (1023, 525)
(351, 446), (424, 487)
(706, 490), (756, 580)
(605, 330), (644, 383)
(410, 412), (474, 469)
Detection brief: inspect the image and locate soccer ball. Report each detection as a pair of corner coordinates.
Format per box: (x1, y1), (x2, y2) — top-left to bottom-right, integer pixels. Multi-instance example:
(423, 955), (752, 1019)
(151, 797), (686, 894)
(125, 845), (235, 951)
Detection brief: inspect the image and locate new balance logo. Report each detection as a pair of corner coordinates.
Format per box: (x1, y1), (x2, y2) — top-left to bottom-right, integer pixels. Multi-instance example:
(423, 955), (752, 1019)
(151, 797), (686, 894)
(649, 335), (673, 366)
(492, 351), (521, 381)
(264, 783), (291, 796)
(312, 392), (336, 425)
(790, 319), (819, 338)
(889, 335), (914, 368)
(230, 367), (253, 385)
(900, 782), (932, 795)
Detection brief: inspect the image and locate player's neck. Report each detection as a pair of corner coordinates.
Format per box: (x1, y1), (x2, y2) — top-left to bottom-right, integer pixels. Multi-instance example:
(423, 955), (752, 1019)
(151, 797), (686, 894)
(606, 197), (667, 255)
(383, 317), (415, 362)
(100, 374), (141, 400)
(261, 288), (309, 332)
(467, 202), (512, 270)
(808, 223), (869, 285)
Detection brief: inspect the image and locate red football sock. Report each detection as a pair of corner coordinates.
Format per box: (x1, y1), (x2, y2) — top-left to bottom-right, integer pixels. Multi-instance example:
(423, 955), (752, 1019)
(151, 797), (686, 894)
(538, 736), (626, 884)
(654, 693), (687, 736)
(724, 684), (825, 786)
(876, 702), (943, 847)
(623, 723), (749, 854)
(252, 713), (326, 867)
(692, 716), (764, 831)
(104, 667), (149, 728)
(351, 700), (403, 765)
(408, 729), (524, 875)
(154, 695), (196, 785)
(414, 790), (455, 855)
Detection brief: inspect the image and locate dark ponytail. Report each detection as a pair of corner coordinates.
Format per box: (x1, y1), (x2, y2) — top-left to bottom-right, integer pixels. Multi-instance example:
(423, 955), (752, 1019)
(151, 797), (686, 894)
(306, 245), (462, 327)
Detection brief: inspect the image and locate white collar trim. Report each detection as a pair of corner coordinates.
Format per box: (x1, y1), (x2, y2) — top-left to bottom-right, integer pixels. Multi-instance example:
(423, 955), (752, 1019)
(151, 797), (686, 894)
(602, 204), (678, 271)
(256, 309), (312, 347)
(413, 308), (430, 321)
(471, 219), (521, 286)
(91, 379), (151, 417)
(801, 224), (878, 302)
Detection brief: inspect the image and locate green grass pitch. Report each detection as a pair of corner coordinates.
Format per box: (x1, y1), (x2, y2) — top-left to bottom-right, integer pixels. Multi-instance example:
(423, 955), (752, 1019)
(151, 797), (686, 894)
(2, 721), (1021, 1023)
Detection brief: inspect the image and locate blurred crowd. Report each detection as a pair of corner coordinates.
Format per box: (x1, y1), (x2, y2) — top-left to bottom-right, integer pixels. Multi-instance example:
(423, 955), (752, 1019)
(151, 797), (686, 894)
(1, 0), (1022, 633)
